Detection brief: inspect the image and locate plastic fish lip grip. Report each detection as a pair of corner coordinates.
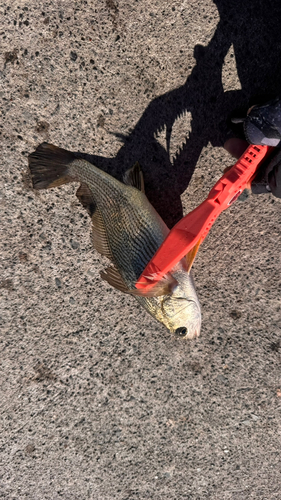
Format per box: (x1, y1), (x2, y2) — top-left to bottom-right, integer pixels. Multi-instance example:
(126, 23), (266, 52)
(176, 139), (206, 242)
(136, 144), (273, 291)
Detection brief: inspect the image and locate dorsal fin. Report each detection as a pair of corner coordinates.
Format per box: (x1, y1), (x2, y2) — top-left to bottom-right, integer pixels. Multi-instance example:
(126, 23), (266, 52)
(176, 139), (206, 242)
(123, 162), (145, 192)
(76, 183), (96, 217)
(100, 266), (129, 293)
(90, 208), (113, 260)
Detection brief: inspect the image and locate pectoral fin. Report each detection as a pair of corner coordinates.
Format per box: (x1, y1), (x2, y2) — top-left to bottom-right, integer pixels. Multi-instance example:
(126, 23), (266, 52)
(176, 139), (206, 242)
(101, 266), (177, 297)
(185, 239), (201, 273)
(130, 274), (178, 297)
(100, 266), (129, 293)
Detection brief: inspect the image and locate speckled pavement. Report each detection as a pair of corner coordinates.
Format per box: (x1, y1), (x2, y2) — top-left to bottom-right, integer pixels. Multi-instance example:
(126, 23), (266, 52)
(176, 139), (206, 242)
(1, 1), (281, 499)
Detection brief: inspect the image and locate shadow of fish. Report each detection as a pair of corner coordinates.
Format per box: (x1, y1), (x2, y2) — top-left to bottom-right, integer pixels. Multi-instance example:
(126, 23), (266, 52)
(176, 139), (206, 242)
(28, 143), (201, 338)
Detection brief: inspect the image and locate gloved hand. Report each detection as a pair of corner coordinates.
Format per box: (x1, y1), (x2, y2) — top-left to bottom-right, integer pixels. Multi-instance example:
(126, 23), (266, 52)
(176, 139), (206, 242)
(224, 97), (281, 198)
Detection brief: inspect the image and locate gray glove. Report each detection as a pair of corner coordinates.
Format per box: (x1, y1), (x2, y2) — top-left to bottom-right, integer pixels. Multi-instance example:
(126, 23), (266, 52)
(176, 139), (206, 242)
(233, 97), (281, 198)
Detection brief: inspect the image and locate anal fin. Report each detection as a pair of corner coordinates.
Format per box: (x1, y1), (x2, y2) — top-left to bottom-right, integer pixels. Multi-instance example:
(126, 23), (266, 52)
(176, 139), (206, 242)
(130, 273), (178, 297)
(185, 239), (201, 273)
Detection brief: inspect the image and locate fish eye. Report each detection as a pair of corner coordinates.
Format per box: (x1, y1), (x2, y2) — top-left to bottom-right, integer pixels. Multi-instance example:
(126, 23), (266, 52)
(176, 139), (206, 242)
(175, 327), (187, 337)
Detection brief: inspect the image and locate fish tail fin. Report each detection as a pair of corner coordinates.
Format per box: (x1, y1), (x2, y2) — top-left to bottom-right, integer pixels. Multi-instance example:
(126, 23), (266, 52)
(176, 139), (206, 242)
(28, 142), (76, 189)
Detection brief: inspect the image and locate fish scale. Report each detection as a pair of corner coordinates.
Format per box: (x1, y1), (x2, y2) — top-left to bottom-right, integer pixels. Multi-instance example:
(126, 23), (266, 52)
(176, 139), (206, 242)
(73, 160), (168, 278)
(71, 159), (169, 320)
(28, 142), (201, 337)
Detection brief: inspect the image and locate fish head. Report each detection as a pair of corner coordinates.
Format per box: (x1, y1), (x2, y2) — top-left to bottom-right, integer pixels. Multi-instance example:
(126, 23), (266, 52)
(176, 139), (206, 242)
(133, 267), (201, 338)
(159, 270), (201, 339)
(160, 294), (201, 339)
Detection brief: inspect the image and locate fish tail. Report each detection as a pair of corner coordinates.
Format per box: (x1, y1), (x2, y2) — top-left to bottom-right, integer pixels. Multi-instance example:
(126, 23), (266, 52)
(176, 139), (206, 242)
(28, 142), (76, 189)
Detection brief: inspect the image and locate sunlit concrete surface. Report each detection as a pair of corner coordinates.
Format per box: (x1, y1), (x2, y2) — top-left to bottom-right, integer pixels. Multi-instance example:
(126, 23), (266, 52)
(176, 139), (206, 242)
(1, 1), (281, 499)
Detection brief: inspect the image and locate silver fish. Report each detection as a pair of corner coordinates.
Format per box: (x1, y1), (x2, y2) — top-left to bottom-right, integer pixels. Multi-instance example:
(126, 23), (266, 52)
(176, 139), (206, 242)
(28, 143), (201, 338)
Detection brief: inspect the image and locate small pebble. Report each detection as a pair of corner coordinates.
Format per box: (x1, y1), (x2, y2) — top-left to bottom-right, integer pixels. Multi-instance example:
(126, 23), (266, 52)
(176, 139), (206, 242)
(70, 239), (79, 249)
(55, 277), (62, 288)
(230, 310), (242, 320)
(70, 51), (77, 61)
(251, 414), (259, 421)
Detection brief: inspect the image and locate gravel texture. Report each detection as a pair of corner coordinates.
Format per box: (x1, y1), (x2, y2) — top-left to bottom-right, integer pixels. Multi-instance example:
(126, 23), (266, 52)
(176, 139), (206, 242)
(1, 1), (281, 499)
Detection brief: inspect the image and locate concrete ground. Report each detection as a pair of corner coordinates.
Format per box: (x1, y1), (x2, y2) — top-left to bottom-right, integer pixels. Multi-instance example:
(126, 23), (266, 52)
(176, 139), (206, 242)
(1, 1), (281, 499)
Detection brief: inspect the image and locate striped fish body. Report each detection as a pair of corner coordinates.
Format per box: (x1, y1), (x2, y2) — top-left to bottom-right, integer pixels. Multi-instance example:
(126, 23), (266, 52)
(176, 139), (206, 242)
(29, 143), (201, 337)
(72, 157), (169, 285)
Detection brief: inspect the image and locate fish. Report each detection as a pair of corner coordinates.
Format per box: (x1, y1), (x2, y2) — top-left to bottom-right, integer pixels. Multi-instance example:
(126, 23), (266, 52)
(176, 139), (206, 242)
(28, 143), (201, 338)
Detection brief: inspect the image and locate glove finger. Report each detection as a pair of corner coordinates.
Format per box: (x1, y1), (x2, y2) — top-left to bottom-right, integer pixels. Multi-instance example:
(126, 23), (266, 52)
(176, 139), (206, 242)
(267, 153), (281, 198)
(244, 97), (281, 147)
(223, 138), (248, 159)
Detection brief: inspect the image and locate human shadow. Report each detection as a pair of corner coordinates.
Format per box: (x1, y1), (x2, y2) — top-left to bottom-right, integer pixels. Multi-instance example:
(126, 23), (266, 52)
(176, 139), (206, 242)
(75, 0), (281, 228)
